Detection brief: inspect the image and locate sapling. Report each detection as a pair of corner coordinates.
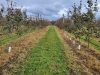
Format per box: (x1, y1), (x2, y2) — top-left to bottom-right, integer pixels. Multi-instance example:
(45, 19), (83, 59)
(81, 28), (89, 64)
(82, 0), (98, 48)
(5, 0), (16, 37)
(71, 1), (83, 49)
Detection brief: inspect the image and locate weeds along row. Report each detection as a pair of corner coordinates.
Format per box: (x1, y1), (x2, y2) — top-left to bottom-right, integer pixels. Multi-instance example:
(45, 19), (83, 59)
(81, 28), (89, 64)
(54, 0), (100, 50)
(58, 27), (100, 74)
(0, 29), (37, 46)
(0, 27), (48, 75)
(80, 36), (100, 50)
(68, 32), (100, 51)
(67, 32), (100, 51)
(55, 27), (92, 75)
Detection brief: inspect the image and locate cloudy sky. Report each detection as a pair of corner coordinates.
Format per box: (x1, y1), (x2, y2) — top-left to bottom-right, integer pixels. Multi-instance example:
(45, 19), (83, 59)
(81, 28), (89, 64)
(0, 0), (100, 21)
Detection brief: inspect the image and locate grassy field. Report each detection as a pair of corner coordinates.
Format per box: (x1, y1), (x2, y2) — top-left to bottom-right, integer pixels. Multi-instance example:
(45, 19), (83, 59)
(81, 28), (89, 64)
(12, 26), (70, 75)
(0, 29), (37, 46)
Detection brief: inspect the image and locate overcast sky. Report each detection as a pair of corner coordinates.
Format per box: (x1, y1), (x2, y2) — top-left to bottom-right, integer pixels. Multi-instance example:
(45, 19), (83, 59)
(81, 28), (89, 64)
(0, 0), (100, 21)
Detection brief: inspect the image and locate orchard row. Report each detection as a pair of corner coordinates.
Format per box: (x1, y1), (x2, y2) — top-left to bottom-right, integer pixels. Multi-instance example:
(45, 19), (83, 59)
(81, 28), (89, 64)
(0, 0), (50, 36)
(55, 0), (100, 49)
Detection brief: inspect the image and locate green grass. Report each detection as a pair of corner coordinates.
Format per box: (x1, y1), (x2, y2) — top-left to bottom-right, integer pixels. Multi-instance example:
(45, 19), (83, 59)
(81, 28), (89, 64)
(12, 26), (70, 75)
(0, 29), (37, 46)
(67, 32), (100, 50)
(80, 36), (100, 50)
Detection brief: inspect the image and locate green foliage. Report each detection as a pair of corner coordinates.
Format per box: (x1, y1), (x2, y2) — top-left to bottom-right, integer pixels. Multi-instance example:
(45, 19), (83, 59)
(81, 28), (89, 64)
(0, 0), (50, 38)
(80, 36), (100, 50)
(16, 25), (27, 36)
(14, 9), (23, 23)
(55, 0), (99, 49)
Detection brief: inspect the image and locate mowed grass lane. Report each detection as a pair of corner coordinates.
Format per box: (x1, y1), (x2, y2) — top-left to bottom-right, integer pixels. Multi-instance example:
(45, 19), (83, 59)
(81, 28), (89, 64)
(13, 26), (70, 75)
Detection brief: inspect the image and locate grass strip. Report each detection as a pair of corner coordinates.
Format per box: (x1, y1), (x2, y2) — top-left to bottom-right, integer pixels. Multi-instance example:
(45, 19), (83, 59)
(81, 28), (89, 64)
(12, 26), (70, 75)
(67, 32), (100, 50)
(0, 28), (37, 46)
(80, 36), (100, 50)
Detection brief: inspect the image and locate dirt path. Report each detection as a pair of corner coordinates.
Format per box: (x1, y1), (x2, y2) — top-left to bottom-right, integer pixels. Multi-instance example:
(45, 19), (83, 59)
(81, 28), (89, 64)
(0, 27), (49, 75)
(55, 27), (100, 75)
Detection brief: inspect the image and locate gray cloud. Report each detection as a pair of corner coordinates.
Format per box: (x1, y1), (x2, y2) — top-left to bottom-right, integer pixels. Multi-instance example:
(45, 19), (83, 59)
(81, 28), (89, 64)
(0, 0), (100, 20)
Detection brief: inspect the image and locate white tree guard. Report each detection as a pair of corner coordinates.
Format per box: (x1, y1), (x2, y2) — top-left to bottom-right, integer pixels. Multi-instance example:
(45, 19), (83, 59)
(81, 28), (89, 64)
(8, 47), (11, 52)
(70, 38), (72, 40)
(78, 45), (81, 50)
(73, 40), (75, 44)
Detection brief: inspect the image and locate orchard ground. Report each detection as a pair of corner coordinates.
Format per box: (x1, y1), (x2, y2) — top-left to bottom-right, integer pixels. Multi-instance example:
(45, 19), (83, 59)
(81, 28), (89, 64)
(0, 26), (100, 75)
